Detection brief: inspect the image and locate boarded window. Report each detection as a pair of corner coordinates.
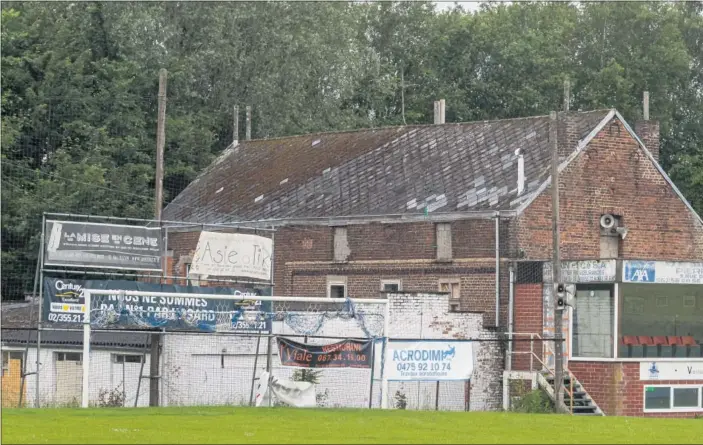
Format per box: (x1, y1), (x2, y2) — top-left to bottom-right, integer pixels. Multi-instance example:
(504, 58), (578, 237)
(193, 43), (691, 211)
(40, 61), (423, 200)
(333, 227), (350, 262)
(435, 223), (452, 261)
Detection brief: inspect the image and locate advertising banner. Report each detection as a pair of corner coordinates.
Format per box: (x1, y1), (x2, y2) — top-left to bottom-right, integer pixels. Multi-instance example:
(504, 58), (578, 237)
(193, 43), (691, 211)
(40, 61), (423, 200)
(44, 220), (163, 271)
(277, 337), (373, 369)
(190, 231), (272, 281)
(383, 340), (474, 381)
(623, 260), (703, 284)
(255, 372), (317, 408)
(640, 361), (703, 381)
(42, 277), (272, 332)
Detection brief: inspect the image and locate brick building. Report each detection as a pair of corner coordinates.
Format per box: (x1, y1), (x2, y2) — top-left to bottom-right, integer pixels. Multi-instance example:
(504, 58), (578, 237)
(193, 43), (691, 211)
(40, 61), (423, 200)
(162, 105), (703, 416)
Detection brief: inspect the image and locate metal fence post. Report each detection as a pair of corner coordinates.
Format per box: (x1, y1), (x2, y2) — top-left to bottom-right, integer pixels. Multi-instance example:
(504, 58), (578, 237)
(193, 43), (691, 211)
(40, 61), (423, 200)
(81, 290), (92, 408)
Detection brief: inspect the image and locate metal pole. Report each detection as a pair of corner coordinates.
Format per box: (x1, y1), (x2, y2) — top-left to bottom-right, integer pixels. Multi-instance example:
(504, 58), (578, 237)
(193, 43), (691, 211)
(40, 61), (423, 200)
(81, 291), (92, 408)
(19, 239), (43, 408)
(368, 339), (376, 409)
(563, 79), (570, 112)
(248, 334), (263, 406)
(245, 106), (252, 140)
(134, 334), (149, 407)
(550, 110), (565, 412)
(154, 68), (167, 221)
(380, 301), (391, 409)
(494, 212), (500, 328)
(35, 213), (46, 408)
(233, 105), (239, 146)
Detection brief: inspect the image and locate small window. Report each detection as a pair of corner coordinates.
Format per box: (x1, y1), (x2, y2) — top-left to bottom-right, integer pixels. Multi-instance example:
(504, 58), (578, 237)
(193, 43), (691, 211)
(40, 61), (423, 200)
(644, 386), (670, 410)
(656, 296), (668, 308)
(439, 280), (461, 300)
(112, 354), (143, 364)
(56, 352), (82, 362)
(327, 276), (347, 299)
(673, 387), (699, 408)
(2, 351), (24, 377)
(381, 280), (401, 293)
(449, 303), (460, 312)
(683, 296), (696, 308)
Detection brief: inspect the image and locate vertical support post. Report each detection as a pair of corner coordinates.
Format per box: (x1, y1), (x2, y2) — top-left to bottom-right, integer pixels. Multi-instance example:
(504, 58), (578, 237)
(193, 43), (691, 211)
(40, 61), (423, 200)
(265, 335), (273, 407)
(563, 79), (570, 112)
(435, 381), (440, 411)
(149, 333), (161, 407)
(439, 99), (446, 124)
(494, 212), (500, 328)
(368, 339), (376, 409)
(550, 110), (565, 412)
(249, 334), (263, 406)
(643, 91), (649, 121)
(245, 105), (252, 140)
(35, 213), (46, 408)
(380, 300), (391, 409)
(233, 105), (239, 146)
(81, 291), (92, 408)
(154, 68), (168, 221)
(507, 264), (515, 371)
(433, 101), (441, 125)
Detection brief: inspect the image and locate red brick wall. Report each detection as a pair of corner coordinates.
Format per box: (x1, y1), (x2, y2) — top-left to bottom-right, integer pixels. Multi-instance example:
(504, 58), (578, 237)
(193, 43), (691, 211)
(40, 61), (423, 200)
(569, 361), (702, 417)
(512, 283), (543, 371)
(518, 117), (703, 261)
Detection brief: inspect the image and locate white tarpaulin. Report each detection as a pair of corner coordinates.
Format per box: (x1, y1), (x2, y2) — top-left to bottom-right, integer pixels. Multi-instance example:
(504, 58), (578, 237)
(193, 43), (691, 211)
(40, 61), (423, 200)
(255, 372), (317, 408)
(190, 231), (272, 281)
(383, 340), (474, 381)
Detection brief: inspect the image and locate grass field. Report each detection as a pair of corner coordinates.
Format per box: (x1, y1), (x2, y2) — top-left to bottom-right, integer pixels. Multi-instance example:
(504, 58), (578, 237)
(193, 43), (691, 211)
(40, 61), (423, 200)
(2, 407), (702, 444)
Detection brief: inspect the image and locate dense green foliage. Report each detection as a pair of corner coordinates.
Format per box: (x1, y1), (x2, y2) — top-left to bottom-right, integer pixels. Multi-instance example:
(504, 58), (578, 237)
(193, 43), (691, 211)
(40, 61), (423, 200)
(3, 406), (703, 443)
(2, 1), (702, 299)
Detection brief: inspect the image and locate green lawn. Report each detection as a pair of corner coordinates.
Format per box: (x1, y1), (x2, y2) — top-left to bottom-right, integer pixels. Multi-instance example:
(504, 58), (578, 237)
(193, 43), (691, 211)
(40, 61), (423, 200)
(2, 407), (702, 444)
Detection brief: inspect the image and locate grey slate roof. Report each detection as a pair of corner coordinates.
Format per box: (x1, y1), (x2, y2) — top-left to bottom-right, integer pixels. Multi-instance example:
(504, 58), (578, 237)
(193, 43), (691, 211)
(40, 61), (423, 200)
(1, 302), (150, 350)
(163, 110), (610, 223)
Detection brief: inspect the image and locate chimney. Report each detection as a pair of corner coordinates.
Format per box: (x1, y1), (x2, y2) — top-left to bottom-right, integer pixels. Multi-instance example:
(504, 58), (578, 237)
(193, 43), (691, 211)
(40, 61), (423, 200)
(245, 105), (252, 140)
(516, 148), (525, 195)
(635, 91), (660, 162)
(433, 99), (446, 124)
(233, 105), (239, 147)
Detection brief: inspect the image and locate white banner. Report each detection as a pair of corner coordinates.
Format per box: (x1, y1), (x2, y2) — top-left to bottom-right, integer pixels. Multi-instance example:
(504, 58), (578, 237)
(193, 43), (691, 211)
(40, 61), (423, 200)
(255, 372), (317, 407)
(190, 232), (272, 281)
(383, 341), (473, 381)
(623, 261), (703, 284)
(640, 361), (703, 381)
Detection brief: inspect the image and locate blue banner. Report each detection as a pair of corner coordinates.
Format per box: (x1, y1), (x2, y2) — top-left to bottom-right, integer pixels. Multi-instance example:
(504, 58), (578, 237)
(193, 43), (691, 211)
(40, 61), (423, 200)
(43, 277), (272, 332)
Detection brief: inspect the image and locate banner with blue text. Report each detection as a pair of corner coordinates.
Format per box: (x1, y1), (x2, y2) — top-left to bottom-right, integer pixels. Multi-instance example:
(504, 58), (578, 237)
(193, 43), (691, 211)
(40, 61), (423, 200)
(383, 340), (473, 381)
(42, 277), (272, 332)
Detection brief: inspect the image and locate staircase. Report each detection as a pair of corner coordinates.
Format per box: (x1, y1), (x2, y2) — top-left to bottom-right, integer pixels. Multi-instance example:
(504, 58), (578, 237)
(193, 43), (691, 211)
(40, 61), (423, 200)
(538, 372), (603, 416)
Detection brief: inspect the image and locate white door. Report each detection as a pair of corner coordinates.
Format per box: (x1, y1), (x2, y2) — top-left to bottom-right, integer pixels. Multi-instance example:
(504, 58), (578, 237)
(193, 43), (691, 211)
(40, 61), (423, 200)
(55, 352), (82, 406)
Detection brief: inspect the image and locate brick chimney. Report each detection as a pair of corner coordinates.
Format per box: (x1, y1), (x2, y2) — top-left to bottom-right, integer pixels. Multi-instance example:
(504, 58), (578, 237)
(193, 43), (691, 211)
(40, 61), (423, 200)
(634, 91), (660, 163)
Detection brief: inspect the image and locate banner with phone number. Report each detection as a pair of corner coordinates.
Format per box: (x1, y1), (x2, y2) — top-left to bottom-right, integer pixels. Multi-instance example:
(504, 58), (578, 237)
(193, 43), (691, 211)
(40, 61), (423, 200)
(383, 340), (473, 381)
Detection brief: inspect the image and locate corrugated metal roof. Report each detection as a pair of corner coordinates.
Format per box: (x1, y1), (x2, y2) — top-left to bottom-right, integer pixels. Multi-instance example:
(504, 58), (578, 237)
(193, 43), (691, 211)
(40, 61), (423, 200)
(163, 110), (610, 223)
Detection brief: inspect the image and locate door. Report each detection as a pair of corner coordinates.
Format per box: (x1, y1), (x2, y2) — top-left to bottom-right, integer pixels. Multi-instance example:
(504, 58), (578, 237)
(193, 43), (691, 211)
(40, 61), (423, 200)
(55, 352), (82, 406)
(573, 285), (614, 358)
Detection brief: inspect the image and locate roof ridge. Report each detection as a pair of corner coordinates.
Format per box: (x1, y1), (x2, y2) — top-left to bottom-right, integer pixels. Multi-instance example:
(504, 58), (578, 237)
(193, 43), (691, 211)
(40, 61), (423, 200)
(237, 109), (614, 146)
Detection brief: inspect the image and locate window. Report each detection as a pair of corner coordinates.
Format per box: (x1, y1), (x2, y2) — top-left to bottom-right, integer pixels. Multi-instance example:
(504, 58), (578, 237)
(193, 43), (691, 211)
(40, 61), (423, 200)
(55, 352), (82, 362)
(644, 386), (703, 412)
(112, 354), (143, 364)
(439, 280), (461, 301)
(327, 276), (347, 299)
(619, 284), (703, 358)
(381, 280), (401, 293)
(571, 285), (614, 358)
(2, 351), (24, 377)
(435, 223), (452, 261)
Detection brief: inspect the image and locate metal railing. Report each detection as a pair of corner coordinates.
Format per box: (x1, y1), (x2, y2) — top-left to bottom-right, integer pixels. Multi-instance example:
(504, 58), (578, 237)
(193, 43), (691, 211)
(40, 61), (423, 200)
(507, 332), (575, 414)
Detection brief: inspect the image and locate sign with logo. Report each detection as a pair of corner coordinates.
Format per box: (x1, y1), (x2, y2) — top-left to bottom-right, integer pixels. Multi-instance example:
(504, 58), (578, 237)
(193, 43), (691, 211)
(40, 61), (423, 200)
(640, 361), (703, 381)
(42, 277), (272, 332)
(190, 231), (273, 281)
(383, 340), (473, 381)
(623, 261), (703, 284)
(277, 337), (373, 369)
(44, 220), (163, 271)
(561, 260), (616, 283)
